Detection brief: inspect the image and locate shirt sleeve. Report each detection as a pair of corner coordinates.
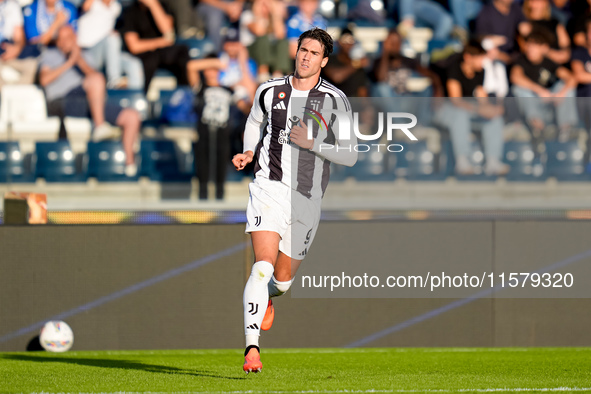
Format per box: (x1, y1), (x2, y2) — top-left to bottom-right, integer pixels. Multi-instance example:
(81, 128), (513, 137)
(23, 5), (39, 41)
(65, 2), (79, 27)
(119, 7), (137, 35)
(571, 47), (585, 63)
(310, 94), (358, 167)
(242, 83), (269, 153)
(286, 15), (301, 40)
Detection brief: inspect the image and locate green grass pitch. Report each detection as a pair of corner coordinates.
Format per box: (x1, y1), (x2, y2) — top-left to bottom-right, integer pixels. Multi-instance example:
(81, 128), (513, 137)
(0, 348), (590, 393)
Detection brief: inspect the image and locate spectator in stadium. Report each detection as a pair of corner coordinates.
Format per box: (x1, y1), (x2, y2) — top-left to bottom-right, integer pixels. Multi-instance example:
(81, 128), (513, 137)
(438, 41), (508, 176)
(567, 0), (591, 47)
(218, 28), (258, 103)
(474, 0), (528, 64)
(39, 25), (141, 176)
(550, 0), (572, 25)
(239, 0), (291, 82)
(77, 0), (144, 90)
(397, 0), (454, 41)
(286, 0), (327, 58)
(511, 31), (578, 148)
(195, 0), (244, 52)
(372, 28), (444, 99)
(194, 54), (249, 200)
(569, 18), (591, 166)
(119, 0), (196, 92)
(0, 0), (38, 87)
(160, 0), (197, 38)
(23, 0), (78, 45)
(521, 0), (571, 64)
(371, 29), (443, 126)
(322, 28), (370, 97)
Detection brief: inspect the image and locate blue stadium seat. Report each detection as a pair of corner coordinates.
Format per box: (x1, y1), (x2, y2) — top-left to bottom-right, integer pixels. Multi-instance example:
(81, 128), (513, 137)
(391, 141), (449, 181)
(447, 140), (498, 181)
(329, 162), (349, 182)
(140, 139), (193, 182)
(87, 141), (138, 181)
(106, 89), (149, 120)
(35, 141), (87, 182)
(176, 38), (216, 59)
(151, 89), (196, 128)
(503, 141), (547, 181)
(545, 141), (591, 181)
(0, 142), (35, 182)
(350, 151), (395, 181)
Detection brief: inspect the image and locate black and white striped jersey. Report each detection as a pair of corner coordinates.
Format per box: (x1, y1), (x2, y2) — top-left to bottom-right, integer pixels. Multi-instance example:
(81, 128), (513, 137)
(243, 75), (357, 200)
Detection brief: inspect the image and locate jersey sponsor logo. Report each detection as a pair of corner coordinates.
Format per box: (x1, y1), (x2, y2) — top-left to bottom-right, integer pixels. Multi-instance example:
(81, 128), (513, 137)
(273, 101), (287, 110)
(298, 248), (308, 257)
(278, 129), (291, 145)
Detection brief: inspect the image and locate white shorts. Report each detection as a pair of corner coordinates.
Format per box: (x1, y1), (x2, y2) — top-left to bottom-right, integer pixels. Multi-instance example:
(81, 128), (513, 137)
(245, 177), (321, 260)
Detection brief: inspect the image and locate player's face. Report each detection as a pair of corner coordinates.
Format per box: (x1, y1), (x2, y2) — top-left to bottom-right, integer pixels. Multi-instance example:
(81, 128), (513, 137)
(295, 38), (329, 79)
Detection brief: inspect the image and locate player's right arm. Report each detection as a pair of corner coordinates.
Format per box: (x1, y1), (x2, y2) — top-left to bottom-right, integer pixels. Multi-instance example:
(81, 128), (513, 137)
(232, 83), (268, 171)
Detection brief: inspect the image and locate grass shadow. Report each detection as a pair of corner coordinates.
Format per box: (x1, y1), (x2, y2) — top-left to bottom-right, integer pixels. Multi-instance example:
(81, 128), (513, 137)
(0, 354), (245, 380)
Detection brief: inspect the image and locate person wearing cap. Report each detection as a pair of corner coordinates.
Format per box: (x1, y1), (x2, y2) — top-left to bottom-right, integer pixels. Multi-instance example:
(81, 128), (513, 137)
(218, 27), (258, 102)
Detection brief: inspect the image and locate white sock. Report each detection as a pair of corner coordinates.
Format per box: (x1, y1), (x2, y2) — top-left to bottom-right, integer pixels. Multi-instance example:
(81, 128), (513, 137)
(268, 276), (293, 298)
(243, 261), (274, 345)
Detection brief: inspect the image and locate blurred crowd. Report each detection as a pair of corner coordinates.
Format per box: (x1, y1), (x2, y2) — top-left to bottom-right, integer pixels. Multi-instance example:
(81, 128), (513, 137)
(4, 0), (591, 195)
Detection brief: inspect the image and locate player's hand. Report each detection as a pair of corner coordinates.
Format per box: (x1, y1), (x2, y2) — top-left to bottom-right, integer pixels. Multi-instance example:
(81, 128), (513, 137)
(290, 120), (314, 150)
(233, 151), (253, 171)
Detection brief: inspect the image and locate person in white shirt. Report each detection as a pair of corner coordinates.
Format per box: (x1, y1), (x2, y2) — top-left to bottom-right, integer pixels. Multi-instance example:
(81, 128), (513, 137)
(77, 0), (144, 89)
(0, 0), (38, 88)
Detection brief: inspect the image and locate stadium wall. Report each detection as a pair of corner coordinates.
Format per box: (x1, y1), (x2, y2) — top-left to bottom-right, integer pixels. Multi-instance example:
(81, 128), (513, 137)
(0, 221), (590, 352)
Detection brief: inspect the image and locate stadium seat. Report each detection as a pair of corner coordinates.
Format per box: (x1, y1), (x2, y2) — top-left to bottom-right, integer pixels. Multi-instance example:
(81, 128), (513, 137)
(503, 141), (547, 181)
(350, 150), (395, 181)
(87, 141), (138, 181)
(545, 141), (591, 181)
(151, 89), (196, 128)
(0, 85), (60, 138)
(329, 162), (349, 182)
(35, 141), (87, 182)
(140, 139), (193, 182)
(176, 38), (216, 59)
(447, 140), (498, 181)
(0, 142), (35, 182)
(391, 140), (448, 181)
(107, 89), (150, 120)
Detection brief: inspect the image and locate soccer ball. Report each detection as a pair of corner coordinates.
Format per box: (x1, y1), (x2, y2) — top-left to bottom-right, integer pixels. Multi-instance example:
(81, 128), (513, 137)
(39, 321), (74, 352)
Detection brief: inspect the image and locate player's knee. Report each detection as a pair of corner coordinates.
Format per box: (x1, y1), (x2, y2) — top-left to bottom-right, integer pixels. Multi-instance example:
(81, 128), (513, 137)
(269, 276), (293, 297)
(250, 260), (274, 283)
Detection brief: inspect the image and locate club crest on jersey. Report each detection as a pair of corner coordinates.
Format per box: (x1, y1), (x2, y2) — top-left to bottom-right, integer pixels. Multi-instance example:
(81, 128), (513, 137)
(309, 99), (321, 112)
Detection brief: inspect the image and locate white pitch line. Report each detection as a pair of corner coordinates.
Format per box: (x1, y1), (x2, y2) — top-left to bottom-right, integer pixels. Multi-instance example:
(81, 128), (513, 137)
(26, 388), (591, 394)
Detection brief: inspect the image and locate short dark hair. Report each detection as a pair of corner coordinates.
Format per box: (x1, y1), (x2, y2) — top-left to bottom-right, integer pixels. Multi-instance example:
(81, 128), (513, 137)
(297, 28), (334, 58)
(525, 29), (552, 46)
(462, 40), (487, 56)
